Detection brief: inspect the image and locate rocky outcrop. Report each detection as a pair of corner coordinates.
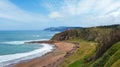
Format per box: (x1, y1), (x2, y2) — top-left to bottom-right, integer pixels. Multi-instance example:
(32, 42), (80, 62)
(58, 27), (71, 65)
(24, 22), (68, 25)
(51, 30), (79, 41)
(51, 28), (108, 41)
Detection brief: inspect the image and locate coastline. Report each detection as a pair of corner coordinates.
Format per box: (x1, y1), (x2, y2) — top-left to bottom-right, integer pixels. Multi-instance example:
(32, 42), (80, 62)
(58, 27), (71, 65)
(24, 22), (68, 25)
(11, 41), (79, 67)
(2, 43), (53, 67)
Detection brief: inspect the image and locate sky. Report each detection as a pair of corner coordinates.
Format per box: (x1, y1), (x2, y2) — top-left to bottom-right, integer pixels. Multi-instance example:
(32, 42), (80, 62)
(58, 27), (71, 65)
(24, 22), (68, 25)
(0, 0), (120, 30)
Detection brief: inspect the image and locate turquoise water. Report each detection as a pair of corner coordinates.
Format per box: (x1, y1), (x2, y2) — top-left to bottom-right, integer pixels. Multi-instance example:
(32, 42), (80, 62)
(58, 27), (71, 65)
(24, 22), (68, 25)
(0, 30), (56, 66)
(0, 30), (55, 55)
(0, 43), (42, 55)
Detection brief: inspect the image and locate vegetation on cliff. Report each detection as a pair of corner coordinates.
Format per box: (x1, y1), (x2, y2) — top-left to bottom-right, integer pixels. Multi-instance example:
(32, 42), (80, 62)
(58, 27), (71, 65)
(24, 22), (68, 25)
(90, 42), (120, 67)
(59, 39), (96, 67)
(51, 24), (120, 67)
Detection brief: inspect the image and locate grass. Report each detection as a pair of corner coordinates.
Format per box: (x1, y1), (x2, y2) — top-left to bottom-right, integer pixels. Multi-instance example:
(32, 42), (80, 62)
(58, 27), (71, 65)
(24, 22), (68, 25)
(59, 39), (97, 67)
(59, 39), (120, 67)
(111, 59), (120, 67)
(104, 49), (120, 67)
(90, 42), (120, 67)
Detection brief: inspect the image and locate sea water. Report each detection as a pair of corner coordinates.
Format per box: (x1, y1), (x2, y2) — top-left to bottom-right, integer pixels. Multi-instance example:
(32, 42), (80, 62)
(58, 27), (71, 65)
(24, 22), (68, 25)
(0, 30), (57, 67)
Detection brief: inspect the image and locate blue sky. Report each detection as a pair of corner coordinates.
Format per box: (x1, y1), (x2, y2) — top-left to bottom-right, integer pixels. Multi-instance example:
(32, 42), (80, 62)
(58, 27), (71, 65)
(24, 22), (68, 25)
(0, 0), (120, 30)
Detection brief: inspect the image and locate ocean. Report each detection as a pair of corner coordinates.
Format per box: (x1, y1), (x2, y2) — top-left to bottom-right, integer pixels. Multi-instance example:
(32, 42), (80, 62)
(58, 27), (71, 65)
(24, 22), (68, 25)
(0, 30), (57, 67)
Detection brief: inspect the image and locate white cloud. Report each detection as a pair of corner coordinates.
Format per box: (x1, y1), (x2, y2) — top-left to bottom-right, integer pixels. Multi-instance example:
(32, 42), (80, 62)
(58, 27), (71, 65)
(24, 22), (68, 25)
(93, 0), (114, 12)
(1, 0), (120, 28)
(0, 0), (48, 22)
(108, 9), (120, 17)
(45, 0), (120, 16)
(44, 0), (120, 26)
(102, 2), (120, 15)
(49, 11), (63, 19)
(76, 0), (96, 14)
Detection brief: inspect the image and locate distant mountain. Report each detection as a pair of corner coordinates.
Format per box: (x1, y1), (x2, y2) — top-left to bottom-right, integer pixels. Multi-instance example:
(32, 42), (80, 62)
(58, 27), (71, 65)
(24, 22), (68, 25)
(43, 26), (82, 31)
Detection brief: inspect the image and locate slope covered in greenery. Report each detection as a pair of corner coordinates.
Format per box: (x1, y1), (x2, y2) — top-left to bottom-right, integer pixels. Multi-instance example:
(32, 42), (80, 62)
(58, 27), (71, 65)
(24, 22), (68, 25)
(90, 42), (120, 67)
(59, 39), (96, 67)
(111, 59), (120, 67)
(51, 24), (120, 67)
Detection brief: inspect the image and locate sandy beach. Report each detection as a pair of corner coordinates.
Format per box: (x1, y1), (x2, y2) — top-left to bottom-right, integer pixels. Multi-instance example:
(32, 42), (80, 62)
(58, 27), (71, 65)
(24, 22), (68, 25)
(11, 41), (79, 67)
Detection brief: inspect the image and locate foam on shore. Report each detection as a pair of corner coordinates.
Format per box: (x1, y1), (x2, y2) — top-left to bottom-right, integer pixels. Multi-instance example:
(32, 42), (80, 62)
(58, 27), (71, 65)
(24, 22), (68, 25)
(0, 43), (54, 67)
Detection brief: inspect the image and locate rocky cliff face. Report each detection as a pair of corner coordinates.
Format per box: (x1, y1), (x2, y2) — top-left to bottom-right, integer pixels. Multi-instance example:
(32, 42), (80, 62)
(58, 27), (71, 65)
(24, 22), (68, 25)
(51, 25), (120, 61)
(51, 30), (79, 41)
(51, 28), (111, 41)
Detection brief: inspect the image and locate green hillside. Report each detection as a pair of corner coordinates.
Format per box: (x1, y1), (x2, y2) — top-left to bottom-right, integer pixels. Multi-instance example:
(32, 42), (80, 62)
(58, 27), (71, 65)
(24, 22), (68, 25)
(59, 39), (97, 67)
(111, 59), (120, 67)
(51, 24), (120, 67)
(90, 42), (120, 67)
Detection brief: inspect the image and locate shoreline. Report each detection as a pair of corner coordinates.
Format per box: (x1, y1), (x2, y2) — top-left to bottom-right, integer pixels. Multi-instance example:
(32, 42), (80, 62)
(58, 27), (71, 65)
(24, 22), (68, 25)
(3, 43), (54, 67)
(10, 41), (79, 67)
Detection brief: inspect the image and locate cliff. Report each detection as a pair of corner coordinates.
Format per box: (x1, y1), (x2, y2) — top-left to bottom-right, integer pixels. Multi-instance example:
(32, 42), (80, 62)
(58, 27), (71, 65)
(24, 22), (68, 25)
(51, 24), (120, 66)
(51, 24), (120, 41)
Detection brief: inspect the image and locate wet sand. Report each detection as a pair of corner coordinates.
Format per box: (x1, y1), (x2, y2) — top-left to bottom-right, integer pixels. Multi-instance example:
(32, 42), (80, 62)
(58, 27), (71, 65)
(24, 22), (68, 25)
(12, 41), (79, 67)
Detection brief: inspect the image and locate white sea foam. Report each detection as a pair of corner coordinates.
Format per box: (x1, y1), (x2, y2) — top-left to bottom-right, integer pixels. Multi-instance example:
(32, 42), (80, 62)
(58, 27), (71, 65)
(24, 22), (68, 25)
(0, 41), (54, 67)
(2, 41), (25, 45)
(0, 39), (49, 45)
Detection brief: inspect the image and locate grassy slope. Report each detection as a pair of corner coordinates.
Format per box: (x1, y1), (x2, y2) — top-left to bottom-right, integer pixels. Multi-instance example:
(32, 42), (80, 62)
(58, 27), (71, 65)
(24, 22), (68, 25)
(111, 59), (120, 67)
(104, 49), (120, 67)
(90, 42), (120, 67)
(59, 39), (96, 67)
(51, 25), (120, 67)
(60, 40), (120, 67)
